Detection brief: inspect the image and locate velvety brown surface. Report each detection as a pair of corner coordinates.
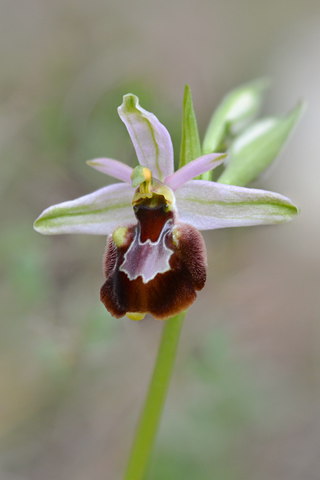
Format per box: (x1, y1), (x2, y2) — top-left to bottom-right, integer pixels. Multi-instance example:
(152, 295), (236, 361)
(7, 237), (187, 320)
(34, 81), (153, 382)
(100, 219), (207, 320)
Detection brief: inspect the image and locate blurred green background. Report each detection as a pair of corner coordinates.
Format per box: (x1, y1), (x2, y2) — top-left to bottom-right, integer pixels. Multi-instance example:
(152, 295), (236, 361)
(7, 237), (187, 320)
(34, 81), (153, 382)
(1, 0), (319, 479)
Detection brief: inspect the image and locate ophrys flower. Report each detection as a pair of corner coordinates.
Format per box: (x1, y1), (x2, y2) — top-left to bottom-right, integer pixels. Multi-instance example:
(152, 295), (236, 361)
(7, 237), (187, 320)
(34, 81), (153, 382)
(34, 94), (298, 320)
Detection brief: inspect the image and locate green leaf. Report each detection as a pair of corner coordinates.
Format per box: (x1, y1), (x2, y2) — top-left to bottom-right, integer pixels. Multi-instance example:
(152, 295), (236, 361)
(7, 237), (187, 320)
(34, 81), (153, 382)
(179, 85), (201, 169)
(202, 78), (269, 155)
(218, 101), (305, 187)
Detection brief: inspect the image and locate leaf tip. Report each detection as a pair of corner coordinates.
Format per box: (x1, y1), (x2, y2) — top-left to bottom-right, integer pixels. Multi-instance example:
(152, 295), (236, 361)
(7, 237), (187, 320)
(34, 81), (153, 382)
(183, 83), (191, 95)
(292, 99), (307, 119)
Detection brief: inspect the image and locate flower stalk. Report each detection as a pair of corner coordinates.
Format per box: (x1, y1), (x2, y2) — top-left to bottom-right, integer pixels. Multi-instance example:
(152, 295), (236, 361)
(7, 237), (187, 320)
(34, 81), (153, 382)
(123, 311), (186, 480)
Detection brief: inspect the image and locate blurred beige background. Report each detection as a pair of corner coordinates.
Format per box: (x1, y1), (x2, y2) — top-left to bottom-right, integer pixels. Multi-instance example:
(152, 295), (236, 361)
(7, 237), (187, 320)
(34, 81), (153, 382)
(1, 0), (319, 479)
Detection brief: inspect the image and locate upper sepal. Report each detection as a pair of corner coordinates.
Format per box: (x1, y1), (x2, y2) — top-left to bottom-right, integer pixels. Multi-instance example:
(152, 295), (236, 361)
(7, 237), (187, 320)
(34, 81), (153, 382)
(118, 94), (174, 182)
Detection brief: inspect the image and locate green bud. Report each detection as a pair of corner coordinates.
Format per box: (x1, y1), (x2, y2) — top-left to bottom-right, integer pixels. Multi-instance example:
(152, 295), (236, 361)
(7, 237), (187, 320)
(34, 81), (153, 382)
(202, 78), (269, 155)
(218, 101), (305, 186)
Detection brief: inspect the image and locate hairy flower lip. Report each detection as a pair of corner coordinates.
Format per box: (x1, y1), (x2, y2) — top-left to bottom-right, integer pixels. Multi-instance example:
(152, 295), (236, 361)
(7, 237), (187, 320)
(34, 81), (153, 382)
(100, 218), (207, 320)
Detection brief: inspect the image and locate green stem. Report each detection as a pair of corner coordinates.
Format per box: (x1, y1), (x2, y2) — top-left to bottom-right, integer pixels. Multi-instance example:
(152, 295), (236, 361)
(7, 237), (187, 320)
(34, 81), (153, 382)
(123, 311), (186, 480)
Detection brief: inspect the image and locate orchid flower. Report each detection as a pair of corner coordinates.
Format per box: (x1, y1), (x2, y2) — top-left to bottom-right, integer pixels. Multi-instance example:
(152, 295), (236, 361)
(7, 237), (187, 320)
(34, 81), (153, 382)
(34, 94), (298, 321)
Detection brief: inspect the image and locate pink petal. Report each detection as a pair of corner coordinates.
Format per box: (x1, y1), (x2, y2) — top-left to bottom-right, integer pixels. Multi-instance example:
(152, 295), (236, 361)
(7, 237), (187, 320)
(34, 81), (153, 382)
(164, 153), (226, 191)
(87, 158), (133, 183)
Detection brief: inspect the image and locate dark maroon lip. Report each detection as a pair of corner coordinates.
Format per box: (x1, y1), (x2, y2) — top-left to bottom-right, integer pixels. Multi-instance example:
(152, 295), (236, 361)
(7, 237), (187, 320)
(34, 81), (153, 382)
(100, 220), (207, 321)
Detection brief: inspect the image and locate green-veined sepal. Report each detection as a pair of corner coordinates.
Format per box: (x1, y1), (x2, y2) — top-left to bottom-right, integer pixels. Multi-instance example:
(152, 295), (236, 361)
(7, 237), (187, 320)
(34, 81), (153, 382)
(34, 183), (135, 235)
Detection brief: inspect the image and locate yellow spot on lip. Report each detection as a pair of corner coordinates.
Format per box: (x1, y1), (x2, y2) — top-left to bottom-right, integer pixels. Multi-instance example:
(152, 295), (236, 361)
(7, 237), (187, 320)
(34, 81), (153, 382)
(112, 226), (129, 247)
(126, 312), (146, 321)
